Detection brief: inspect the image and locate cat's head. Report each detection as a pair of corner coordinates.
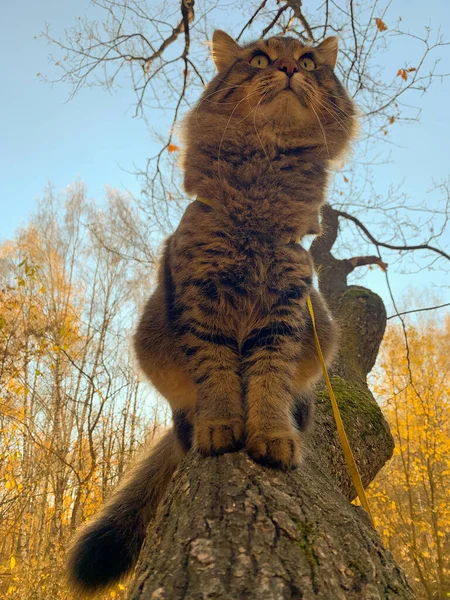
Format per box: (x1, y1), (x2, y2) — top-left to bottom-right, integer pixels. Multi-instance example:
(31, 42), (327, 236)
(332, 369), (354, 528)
(185, 31), (357, 161)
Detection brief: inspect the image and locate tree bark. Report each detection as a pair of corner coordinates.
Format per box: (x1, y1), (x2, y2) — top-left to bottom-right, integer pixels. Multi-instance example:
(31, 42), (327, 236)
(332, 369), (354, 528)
(129, 449), (411, 600)
(128, 206), (414, 599)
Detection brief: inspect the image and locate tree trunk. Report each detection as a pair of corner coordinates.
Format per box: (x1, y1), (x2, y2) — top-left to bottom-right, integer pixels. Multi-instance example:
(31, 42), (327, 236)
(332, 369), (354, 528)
(128, 207), (414, 599)
(129, 449), (411, 600)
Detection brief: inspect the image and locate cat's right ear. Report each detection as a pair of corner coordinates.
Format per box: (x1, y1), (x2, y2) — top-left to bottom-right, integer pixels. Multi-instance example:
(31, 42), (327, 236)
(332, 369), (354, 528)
(212, 30), (241, 71)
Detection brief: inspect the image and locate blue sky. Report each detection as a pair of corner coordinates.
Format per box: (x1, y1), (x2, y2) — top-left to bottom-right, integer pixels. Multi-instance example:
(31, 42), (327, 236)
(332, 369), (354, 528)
(1, 0), (449, 316)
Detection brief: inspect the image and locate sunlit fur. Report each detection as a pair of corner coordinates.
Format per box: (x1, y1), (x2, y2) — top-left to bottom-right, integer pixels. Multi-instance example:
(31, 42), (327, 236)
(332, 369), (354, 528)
(67, 31), (357, 596)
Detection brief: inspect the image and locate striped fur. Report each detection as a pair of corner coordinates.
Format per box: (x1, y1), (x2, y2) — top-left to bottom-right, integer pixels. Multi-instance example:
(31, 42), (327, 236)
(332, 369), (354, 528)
(67, 31), (356, 595)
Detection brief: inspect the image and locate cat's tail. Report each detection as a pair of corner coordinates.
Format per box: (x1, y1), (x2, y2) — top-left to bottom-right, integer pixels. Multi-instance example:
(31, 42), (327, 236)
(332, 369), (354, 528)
(67, 429), (184, 596)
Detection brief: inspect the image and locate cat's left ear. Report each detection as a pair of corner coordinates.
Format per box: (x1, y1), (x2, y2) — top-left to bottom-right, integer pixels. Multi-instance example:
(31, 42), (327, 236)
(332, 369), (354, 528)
(212, 30), (241, 71)
(315, 36), (338, 69)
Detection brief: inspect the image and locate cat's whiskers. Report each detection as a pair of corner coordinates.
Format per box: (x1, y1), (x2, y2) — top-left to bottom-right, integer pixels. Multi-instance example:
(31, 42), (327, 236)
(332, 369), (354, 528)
(307, 98), (330, 159)
(195, 84), (261, 127)
(312, 94), (353, 127)
(253, 93), (273, 170)
(254, 87), (280, 127)
(311, 92), (359, 133)
(315, 97), (366, 139)
(217, 87), (266, 176)
(236, 82), (277, 125)
(312, 97), (352, 137)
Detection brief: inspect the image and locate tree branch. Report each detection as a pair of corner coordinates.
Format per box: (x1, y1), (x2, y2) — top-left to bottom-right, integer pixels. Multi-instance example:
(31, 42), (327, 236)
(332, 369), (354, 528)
(344, 255), (388, 273)
(387, 301), (450, 320)
(336, 209), (450, 262)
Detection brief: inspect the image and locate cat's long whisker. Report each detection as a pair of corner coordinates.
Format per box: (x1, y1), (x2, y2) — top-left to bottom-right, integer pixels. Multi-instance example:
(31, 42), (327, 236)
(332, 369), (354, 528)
(301, 82), (351, 123)
(315, 97), (368, 138)
(309, 103), (330, 159)
(312, 94), (364, 138)
(234, 86), (272, 125)
(315, 99), (363, 141)
(198, 83), (260, 105)
(217, 89), (266, 175)
(312, 98), (352, 137)
(303, 88), (341, 143)
(311, 95), (353, 132)
(318, 96), (353, 119)
(195, 85), (263, 127)
(254, 89), (279, 127)
(253, 93), (273, 170)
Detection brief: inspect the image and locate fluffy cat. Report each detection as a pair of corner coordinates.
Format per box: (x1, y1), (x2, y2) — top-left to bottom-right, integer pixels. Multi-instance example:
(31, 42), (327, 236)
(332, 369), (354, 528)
(67, 30), (357, 595)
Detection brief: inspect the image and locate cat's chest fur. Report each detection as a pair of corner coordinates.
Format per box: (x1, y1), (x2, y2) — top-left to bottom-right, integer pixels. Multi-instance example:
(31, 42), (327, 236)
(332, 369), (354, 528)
(171, 203), (313, 340)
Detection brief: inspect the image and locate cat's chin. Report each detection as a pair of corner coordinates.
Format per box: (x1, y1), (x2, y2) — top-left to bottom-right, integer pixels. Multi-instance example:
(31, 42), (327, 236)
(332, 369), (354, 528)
(260, 92), (314, 126)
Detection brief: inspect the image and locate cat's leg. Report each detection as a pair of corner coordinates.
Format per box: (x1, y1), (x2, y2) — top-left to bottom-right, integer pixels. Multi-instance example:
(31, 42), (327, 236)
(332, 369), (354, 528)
(242, 324), (304, 470)
(180, 326), (245, 456)
(242, 277), (316, 469)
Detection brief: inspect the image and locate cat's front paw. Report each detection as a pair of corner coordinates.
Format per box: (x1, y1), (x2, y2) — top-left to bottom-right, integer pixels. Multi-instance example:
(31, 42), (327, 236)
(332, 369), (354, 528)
(246, 429), (303, 470)
(194, 419), (245, 456)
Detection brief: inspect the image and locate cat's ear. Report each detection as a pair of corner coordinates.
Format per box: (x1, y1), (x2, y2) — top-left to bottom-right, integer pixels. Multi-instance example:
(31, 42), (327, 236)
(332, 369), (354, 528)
(315, 36), (338, 69)
(212, 30), (241, 71)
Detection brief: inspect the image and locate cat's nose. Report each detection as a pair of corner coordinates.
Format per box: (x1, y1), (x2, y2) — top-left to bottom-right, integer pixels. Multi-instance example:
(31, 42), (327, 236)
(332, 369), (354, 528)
(277, 60), (299, 77)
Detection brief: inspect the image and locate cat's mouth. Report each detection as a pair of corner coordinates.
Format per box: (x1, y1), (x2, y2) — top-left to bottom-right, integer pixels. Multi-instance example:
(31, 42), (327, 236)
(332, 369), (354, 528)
(255, 76), (312, 118)
(279, 85), (308, 106)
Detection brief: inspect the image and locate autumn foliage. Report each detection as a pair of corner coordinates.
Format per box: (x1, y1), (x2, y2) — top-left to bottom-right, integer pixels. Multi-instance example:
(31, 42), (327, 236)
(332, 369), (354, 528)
(369, 317), (450, 599)
(0, 187), (168, 599)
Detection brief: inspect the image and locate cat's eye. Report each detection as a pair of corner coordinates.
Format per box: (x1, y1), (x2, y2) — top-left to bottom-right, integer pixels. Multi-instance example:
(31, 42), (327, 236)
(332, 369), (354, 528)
(299, 57), (316, 71)
(250, 54), (269, 69)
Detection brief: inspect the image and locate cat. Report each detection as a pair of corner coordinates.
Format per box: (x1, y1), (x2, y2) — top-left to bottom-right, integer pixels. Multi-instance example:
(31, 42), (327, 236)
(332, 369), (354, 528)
(67, 30), (357, 595)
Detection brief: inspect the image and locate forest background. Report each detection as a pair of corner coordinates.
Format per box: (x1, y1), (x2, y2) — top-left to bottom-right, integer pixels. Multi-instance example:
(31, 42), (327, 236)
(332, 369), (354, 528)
(1, 0), (449, 598)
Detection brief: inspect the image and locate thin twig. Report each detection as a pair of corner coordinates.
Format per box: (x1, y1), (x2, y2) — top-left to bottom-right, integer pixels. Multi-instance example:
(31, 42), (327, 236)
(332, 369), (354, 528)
(387, 302), (450, 320)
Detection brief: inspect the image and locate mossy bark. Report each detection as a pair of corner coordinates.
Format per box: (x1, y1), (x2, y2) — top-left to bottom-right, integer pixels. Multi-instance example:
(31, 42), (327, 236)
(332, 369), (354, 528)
(128, 206), (412, 599)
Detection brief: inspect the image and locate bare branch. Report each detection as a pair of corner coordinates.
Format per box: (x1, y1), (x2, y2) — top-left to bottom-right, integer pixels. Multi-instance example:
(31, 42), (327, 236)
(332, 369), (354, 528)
(387, 302), (450, 320)
(344, 255), (388, 273)
(336, 210), (450, 262)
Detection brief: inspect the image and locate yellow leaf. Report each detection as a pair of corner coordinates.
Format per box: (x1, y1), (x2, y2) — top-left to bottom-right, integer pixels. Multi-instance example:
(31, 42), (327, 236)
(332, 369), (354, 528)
(375, 18), (388, 32)
(118, 584), (126, 591)
(168, 144), (179, 153)
(10, 555), (16, 569)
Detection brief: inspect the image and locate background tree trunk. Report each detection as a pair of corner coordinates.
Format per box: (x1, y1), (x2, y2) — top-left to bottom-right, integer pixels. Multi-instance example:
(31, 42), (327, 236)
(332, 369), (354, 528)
(128, 207), (414, 600)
